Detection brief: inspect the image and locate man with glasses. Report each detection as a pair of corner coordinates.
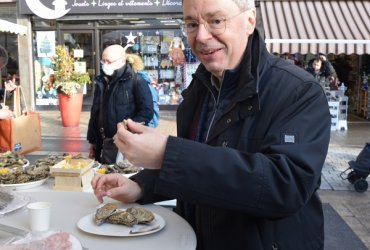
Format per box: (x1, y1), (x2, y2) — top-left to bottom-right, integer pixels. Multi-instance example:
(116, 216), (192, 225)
(87, 44), (153, 164)
(92, 0), (330, 249)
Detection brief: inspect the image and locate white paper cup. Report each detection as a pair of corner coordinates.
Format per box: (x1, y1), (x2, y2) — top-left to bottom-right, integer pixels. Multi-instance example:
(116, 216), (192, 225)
(27, 201), (52, 232)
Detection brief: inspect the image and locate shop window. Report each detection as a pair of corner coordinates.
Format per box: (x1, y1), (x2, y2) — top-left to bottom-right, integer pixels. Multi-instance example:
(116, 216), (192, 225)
(100, 29), (199, 106)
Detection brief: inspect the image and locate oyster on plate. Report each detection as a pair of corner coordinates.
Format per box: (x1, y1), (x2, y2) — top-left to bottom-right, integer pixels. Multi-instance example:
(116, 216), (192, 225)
(0, 164), (49, 184)
(106, 211), (137, 227)
(0, 151), (28, 170)
(126, 207), (155, 224)
(95, 203), (155, 227)
(94, 203), (118, 226)
(98, 159), (143, 175)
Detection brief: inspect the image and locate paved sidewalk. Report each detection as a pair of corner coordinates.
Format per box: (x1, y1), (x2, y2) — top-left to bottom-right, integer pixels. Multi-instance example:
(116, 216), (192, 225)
(321, 146), (363, 191)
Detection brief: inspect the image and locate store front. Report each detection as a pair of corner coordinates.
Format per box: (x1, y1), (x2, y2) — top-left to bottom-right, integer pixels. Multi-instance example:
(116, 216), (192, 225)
(17, 0), (198, 111)
(259, 0), (370, 118)
(9, 0), (370, 114)
(0, 2), (23, 95)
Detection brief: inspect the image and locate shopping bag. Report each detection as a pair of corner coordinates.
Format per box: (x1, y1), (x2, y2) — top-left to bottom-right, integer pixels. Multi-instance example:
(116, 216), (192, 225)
(0, 86), (42, 154)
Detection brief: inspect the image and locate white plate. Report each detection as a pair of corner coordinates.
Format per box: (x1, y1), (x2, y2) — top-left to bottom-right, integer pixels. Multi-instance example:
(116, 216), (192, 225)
(77, 211), (165, 237)
(0, 177), (49, 191)
(0, 192), (31, 216)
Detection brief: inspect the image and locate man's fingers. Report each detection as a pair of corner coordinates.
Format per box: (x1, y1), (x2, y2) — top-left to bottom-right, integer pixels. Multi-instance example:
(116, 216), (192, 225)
(106, 186), (124, 198)
(126, 119), (146, 134)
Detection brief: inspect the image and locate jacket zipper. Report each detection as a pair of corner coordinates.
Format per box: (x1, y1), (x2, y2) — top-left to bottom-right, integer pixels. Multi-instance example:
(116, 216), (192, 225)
(205, 77), (223, 142)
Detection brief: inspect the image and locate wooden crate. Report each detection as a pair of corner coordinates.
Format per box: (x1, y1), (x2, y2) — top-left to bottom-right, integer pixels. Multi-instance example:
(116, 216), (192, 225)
(50, 159), (94, 191)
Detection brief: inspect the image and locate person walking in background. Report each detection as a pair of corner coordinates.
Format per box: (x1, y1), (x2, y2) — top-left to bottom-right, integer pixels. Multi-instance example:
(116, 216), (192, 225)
(306, 53), (337, 89)
(87, 44), (153, 164)
(92, 0), (331, 249)
(126, 53), (160, 128)
(0, 45), (14, 119)
(2, 73), (17, 99)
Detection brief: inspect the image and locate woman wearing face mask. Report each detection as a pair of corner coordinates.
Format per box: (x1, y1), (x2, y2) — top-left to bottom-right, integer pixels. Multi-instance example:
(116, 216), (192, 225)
(87, 44), (154, 164)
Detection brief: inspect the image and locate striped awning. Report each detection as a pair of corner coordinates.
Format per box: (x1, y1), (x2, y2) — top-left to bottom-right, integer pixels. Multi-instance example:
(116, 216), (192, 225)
(0, 19), (27, 36)
(260, 1), (370, 55)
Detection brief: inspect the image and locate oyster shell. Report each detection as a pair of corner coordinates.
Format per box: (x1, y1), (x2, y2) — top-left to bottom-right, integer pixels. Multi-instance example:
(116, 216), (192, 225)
(126, 207), (154, 224)
(95, 203), (118, 226)
(99, 159), (143, 175)
(106, 211), (137, 227)
(95, 203), (155, 227)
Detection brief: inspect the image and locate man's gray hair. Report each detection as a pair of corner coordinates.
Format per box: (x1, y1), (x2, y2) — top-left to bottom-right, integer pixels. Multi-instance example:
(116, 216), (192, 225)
(0, 45), (8, 69)
(232, 0), (255, 11)
(181, 0), (255, 11)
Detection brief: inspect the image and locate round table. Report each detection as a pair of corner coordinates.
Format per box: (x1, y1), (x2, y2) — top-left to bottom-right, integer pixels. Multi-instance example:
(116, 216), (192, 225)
(0, 191), (196, 250)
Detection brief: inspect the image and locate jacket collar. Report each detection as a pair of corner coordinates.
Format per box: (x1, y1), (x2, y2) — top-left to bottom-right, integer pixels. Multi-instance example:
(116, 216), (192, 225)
(192, 29), (267, 101)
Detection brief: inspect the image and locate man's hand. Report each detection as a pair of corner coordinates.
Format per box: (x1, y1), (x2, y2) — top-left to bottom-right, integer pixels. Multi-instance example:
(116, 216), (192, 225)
(319, 55), (327, 61)
(92, 173), (142, 203)
(88, 144), (96, 159)
(114, 119), (168, 169)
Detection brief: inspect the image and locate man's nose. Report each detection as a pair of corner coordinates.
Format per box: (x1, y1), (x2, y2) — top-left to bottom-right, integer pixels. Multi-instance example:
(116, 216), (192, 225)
(195, 23), (213, 41)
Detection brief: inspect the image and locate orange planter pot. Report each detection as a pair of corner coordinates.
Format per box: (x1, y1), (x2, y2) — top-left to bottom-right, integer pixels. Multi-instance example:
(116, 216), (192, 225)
(58, 93), (83, 127)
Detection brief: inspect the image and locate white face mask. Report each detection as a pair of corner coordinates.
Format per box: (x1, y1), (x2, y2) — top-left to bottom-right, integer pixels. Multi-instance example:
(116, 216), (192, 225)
(102, 63), (115, 76)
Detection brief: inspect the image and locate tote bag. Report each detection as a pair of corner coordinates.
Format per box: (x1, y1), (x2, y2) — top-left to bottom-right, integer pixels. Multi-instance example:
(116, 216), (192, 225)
(0, 86), (42, 154)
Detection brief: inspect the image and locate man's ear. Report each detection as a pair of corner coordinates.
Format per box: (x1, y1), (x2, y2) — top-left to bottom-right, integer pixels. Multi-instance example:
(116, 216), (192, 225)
(246, 9), (257, 35)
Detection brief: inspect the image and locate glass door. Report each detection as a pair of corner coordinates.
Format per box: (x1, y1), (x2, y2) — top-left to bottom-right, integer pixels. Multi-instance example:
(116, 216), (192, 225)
(60, 31), (95, 108)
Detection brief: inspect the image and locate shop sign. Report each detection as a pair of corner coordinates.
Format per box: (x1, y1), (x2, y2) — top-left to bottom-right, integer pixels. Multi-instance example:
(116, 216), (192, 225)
(18, 0), (182, 19)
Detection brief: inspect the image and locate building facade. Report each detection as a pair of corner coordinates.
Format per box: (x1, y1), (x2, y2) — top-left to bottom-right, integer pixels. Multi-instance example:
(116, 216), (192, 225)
(2, 0), (199, 111)
(1, 0), (369, 115)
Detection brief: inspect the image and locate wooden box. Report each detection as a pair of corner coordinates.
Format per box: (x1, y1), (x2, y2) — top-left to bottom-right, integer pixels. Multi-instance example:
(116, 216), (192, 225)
(50, 159), (94, 191)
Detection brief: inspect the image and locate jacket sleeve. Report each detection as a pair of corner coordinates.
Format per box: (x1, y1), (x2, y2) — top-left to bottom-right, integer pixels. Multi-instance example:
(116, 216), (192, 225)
(87, 80), (102, 144)
(150, 81), (331, 219)
(131, 76), (154, 124)
(323, 60), (337, 79)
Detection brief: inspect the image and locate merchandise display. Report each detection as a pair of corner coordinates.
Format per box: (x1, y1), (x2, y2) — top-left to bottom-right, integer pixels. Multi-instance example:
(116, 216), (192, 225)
(326, 90), (348, 131)
(137, 33), (190, 105)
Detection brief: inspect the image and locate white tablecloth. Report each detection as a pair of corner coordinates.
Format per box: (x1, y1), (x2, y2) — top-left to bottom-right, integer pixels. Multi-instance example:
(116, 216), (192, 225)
(0, 191), (196, 250)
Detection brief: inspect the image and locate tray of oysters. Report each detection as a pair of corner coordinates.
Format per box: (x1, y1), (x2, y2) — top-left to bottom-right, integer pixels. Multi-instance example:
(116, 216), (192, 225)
(0, 151), (50, 189)
(95, 159), (143, 177)
(77, 203), (165, 236)
(0, 151), (29, 173)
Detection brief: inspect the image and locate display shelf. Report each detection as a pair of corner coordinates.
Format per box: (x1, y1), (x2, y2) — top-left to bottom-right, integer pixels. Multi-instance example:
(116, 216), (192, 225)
(328, 101), (339, 131)
(138, 35), (184, 105)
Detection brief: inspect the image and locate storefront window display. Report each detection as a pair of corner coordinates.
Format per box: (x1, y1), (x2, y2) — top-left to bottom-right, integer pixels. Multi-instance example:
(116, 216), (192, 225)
(33, 30), (93, 107)
(101, 29), (195, 105)
(33, 31), (59, 105)
(0, 4), (19, 92)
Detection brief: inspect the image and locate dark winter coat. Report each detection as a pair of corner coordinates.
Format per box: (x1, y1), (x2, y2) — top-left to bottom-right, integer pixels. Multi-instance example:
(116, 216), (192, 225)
(87, 63), (153, 160)
(133, 30), (330, 250)
(306, 58), (337, 81)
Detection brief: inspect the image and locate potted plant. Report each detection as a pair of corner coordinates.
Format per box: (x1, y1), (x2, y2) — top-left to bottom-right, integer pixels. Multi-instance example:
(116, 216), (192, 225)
(53, 45), (91, 127)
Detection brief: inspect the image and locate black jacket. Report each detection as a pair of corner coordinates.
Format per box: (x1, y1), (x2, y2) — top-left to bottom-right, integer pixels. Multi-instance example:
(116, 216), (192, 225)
(306, 58), (337, 81)
(87, 63), (153, 158)
(133, 31), (330, 250)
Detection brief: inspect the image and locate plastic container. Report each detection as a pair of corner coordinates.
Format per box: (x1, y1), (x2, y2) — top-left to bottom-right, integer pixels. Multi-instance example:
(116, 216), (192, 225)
(338, 83), (346, 97)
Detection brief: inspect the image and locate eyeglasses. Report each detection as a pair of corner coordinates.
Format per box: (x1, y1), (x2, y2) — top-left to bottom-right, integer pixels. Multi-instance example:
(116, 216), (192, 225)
(100, 57), (122, 65)
(181, 10), (248, 37)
